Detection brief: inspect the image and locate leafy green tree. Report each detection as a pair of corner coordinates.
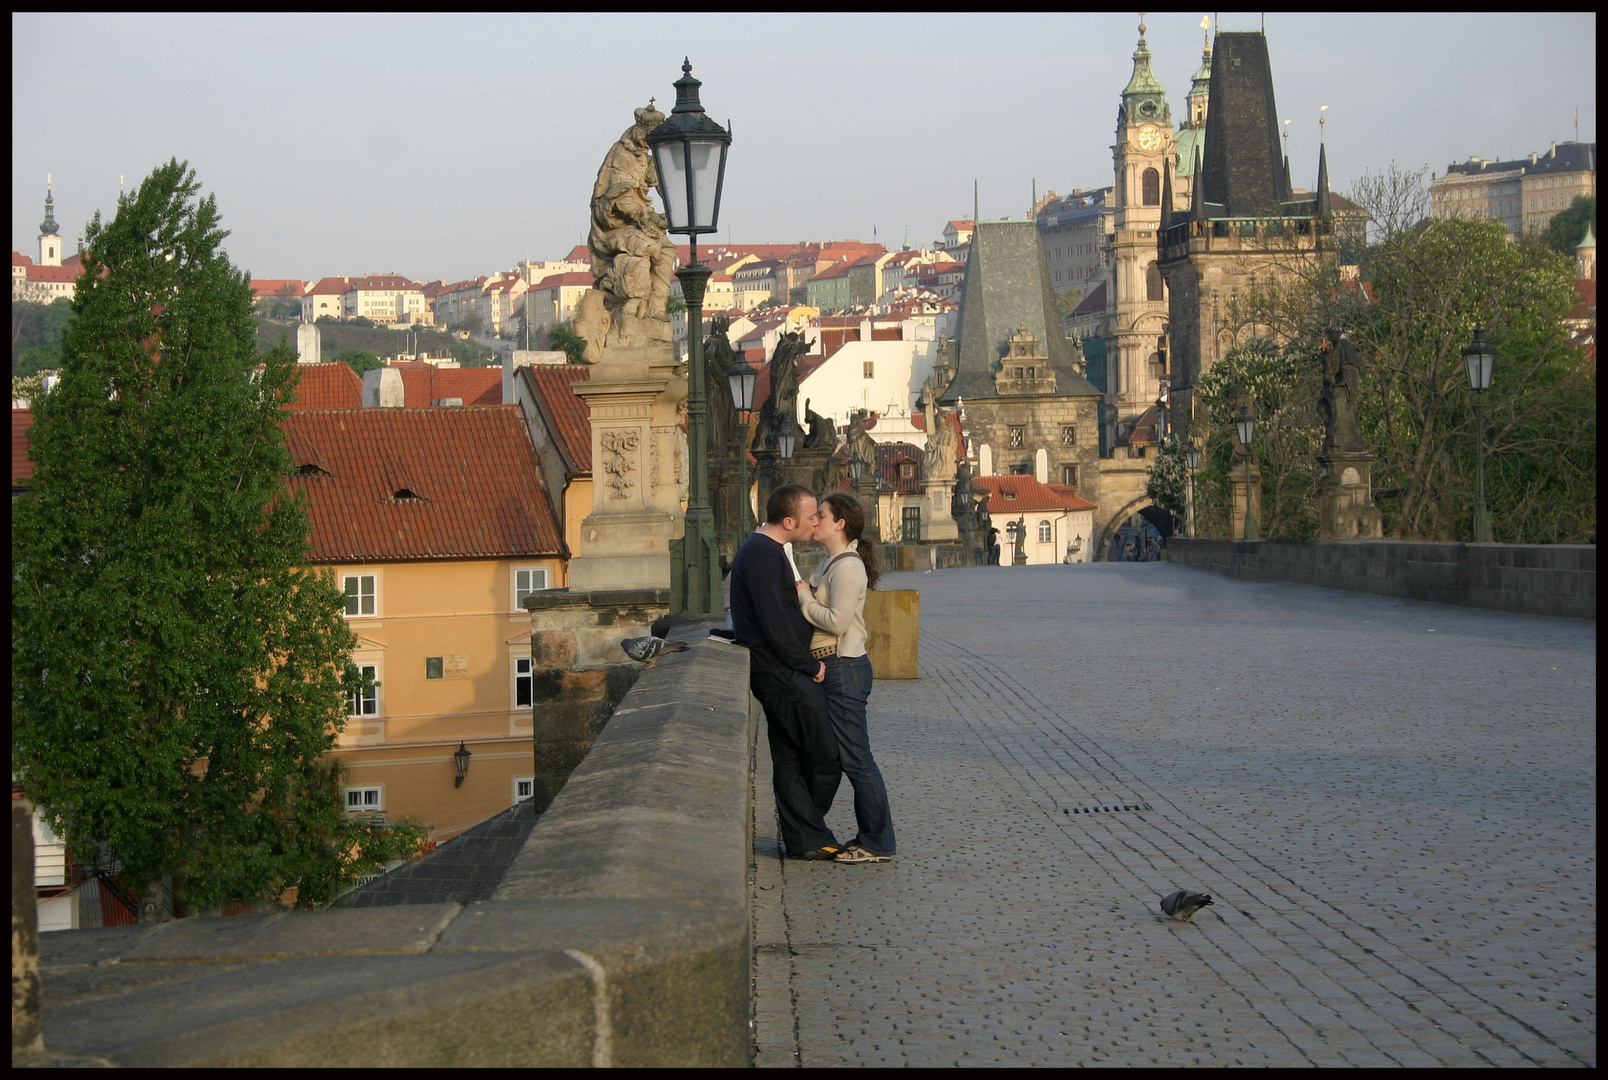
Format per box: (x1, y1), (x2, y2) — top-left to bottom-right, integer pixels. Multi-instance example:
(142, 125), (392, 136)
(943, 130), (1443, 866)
(545, 323), (589, 364)
(1143, 438), (1187, 526)
(665, 294), (687, 316)
(1542, 195), (1596, 256)
(1218, 215), (1592, 543)
(329, 348), (383, 375)
(12, 159), (422, 911)
(12, 296), (76, 377)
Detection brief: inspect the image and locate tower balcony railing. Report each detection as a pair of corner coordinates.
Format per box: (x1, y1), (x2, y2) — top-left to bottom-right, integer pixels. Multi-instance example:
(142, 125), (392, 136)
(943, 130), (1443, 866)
(1160, 216), (1334, 261)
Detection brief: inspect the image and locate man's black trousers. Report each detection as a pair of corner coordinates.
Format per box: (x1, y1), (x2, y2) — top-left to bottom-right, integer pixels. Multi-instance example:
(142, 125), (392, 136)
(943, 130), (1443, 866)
(750, 668), (841, 856)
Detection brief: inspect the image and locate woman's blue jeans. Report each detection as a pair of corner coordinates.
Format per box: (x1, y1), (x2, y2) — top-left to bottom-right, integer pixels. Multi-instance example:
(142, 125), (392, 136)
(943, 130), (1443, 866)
(822, 654), (896, 856)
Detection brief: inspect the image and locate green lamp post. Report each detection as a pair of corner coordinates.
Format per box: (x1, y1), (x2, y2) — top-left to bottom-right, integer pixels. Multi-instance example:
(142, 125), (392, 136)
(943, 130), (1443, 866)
(1234, 405), (1258, 541)
(1462, 326), (1495, 543)
(648, 59), (732, 616)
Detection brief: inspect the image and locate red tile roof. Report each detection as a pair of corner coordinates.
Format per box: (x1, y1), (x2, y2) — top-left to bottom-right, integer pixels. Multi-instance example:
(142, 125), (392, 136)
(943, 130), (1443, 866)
(13, 409), (35, 487)
(563, 244), (591, 263)
(974, 474), (1096, 512)
(529, 272), (593, 290)
(349, 275), (421, 291)
(13, 252), (33, 267)
(397, 367), (502, 407)
(282, 407), (561, 562)
(285, 363), (363, 410)
(526, 365), (593, 472)
(23, 265), (76, 284)
(251, 278), (306, 300)
(308, 276), (350, 296)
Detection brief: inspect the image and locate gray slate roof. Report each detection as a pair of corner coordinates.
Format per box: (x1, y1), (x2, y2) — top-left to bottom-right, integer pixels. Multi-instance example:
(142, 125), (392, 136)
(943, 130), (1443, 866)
(1200, 32), (1287, 218)
(334, 800), (538, 908)
(939, 220), (1101, 403)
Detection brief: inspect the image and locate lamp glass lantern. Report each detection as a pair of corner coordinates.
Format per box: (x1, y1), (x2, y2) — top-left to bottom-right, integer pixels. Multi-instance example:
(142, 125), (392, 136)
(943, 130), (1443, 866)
(1186, 443), (1200, 471)
(777, 418), (798, 461)
(1463, 326), (1495, 392)
(453, 740), (472, 788)
(646, 60), (731, 240)
(727, 353), (757, 412)
(1234, 406), (1256, 447)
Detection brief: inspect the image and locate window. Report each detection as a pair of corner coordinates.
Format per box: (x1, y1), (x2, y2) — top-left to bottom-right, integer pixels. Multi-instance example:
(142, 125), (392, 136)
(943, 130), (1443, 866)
(343, 574), (375, 617)
(1038, 520), (1053, 543)
(1060, 425), (1077, 447)
(344, 787), (382, 812)
(515, 656), (533, 708)
(349, 664), (378, 716)
(1008, 426), (1025, 449)
(1061, 465), (1078, 488)
(863, 361), (875, 379)
(514, 568), (548, 609)
(1142, 168), (1161, 206)
(514, 777), (535, 802)
(902, 505), (922, 542)
(899, 462), (914, 479)
(426, 656), (444, 680)
(1146, 263), (1164, 302)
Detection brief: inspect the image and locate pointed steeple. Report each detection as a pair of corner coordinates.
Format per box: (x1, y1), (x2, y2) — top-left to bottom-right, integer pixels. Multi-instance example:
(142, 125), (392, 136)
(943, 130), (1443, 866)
(1119, 14), (1169, 126)
(1283, 155), (1293, 203)
(1190, 147), (1203, 218)
(1199, 31), (1288, 218)
(40, 184), (60, 238)
(1160, 158), (1174, 232)
(1315, 142), (1331, 217)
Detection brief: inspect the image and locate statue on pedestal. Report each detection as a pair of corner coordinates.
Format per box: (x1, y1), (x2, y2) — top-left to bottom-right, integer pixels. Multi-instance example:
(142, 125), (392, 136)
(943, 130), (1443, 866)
(574, 103), (678, 363)
(921, 376), (958, 483)
(703, 316), (738, 456)
(802, 398), (834, 450)
(1318, 327), (1367, 456)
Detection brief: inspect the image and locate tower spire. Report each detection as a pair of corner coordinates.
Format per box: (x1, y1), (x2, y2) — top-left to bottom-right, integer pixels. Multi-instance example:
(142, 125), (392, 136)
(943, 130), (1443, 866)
(1315, 141), (1331, 217)
(40, 180), (60, 239)
(1120, 10), (1168, 125)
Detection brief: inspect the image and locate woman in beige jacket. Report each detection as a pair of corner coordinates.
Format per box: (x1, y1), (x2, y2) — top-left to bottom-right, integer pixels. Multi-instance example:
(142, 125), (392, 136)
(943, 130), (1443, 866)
(795, 492), (896, 862)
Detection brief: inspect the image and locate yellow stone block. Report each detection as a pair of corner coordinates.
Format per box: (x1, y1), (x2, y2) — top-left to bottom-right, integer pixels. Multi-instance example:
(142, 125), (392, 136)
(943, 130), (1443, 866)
(864, 589), (919, 679)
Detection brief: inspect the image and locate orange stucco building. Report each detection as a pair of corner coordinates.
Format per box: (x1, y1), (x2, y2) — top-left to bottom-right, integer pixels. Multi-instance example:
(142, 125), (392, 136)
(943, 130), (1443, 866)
(283, 406), (566, 840)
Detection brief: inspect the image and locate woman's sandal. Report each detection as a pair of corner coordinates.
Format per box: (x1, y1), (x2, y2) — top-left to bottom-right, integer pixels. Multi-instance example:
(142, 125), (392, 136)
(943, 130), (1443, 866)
(834, 844), (891, 864)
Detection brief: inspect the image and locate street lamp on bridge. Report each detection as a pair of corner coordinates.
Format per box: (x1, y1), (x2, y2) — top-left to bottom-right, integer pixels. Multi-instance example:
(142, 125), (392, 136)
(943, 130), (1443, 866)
(1185, 441), (1200, 539)
(1235, 405), (1258, 541)
(725, 348), (758, 541)
(1462, 326), (1495, 544)
(648, 59), (732, 616)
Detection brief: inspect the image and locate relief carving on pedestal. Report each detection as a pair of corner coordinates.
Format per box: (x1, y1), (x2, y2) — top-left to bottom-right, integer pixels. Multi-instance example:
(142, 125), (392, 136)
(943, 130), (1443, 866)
(601, 430), (640, 499)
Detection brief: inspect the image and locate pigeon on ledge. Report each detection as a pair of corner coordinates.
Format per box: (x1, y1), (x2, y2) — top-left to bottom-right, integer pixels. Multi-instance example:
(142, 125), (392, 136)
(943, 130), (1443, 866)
(1159, 889), (1214, 922)
(620, 635), (690, 668)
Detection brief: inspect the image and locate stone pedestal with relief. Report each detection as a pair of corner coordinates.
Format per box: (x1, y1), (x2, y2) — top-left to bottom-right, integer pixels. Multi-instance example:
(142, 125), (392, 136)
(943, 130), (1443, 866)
(565, 345), (688, 592)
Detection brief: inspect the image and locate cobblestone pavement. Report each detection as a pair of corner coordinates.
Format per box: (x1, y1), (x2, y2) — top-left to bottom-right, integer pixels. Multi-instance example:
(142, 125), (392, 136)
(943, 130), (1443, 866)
(750, 563), (1596, 1067)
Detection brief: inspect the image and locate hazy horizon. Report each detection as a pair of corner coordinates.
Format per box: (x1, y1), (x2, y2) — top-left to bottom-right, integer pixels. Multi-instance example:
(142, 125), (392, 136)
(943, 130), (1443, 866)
(13, 12), (1596, 282)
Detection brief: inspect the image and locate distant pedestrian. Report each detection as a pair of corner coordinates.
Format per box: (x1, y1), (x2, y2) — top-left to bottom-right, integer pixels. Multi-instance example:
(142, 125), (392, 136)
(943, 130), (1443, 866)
(797, 493), (895, 864)
(731, 484), (842, 860)
(987, 526), (1001, 565)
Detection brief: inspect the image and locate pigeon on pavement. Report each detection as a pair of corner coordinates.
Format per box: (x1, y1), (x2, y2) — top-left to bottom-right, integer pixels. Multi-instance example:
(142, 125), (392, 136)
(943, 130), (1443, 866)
(620, 635), (689, 668)
(1159, 889), (1215, 922)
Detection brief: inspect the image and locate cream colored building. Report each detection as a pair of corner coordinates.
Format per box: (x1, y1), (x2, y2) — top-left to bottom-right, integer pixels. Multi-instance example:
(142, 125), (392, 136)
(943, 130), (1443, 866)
(975, 474), (1097, 565)
(1430, 141), (1596, 238)
(344, 274), (432, 325)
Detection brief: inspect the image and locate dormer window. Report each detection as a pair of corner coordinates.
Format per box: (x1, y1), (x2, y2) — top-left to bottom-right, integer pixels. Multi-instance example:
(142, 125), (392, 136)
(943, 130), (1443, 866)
(1004, 491), (1017, 501)
(297, 462), (328, 477)
(393, 488), (421, 500)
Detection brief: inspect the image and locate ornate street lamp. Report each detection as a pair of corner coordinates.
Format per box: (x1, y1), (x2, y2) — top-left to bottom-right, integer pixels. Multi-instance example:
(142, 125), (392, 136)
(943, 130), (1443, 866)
(453, 740), (472, 789)
(1184, 442), (1200, 539)
(726, 351), (757, 540)
(777, 417), (798, 462)
(1462, 326), (1495, 543)
(648, 59), (731, 616)
(1155, 391), (1169, 443)
(848, 449), (866, 483)
(1235, 405), (1258, 541)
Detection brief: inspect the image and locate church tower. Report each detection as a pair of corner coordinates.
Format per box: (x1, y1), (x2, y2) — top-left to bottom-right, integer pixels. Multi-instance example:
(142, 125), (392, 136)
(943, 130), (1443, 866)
(38, 178), (62, 267)
(1106, 15), (1174, 441)
(1171, 27), (1213, 213)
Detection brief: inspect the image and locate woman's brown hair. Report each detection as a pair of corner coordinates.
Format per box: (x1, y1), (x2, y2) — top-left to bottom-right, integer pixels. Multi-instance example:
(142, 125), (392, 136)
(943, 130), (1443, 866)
(819, 492), (880, 590)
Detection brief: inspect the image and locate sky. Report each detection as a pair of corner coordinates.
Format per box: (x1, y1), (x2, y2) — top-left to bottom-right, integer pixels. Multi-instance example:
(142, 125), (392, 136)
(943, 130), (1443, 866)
(12, 12), (1597, 283)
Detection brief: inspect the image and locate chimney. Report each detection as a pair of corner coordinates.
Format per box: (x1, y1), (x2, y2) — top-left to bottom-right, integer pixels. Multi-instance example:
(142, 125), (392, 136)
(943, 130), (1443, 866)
(1550, 142), (1558, 157)
(362, 367), (404, 407)
(1530, 152), (1538, 165)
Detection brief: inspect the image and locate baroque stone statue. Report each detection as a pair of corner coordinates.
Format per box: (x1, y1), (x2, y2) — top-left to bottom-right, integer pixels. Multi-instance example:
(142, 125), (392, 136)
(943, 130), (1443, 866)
(703, 316), (738, 456)
(751, 331), (810, 453)
(846, 408), (878, 478)
(921, 376), (958, 483)
(802, 398), (834, 450)
(1318, 326), (1367, 456)
(573, 103), (679, 363)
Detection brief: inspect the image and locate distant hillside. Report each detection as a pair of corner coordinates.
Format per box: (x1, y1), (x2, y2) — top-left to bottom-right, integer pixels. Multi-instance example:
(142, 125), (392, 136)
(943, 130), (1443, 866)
(254, 317), (501, 368)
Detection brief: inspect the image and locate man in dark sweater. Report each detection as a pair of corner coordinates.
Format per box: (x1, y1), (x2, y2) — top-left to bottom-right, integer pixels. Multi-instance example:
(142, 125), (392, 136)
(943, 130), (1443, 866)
(731, 483), (842, 859)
